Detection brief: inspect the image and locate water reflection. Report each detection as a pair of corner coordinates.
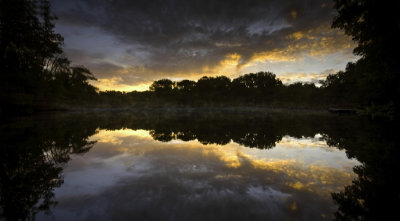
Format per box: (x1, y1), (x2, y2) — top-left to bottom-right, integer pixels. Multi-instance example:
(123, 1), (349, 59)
(0, 113), (398, 220)
(0, 116), (96, 221)
(327, 121), (400, 220)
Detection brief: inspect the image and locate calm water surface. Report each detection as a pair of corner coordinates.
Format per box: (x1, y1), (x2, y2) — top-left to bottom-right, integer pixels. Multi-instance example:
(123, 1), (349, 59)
(0, 113), (398, 220)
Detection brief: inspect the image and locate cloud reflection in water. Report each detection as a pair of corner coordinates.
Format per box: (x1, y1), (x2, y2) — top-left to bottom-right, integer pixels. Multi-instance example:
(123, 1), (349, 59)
(38, 129), (359, 221)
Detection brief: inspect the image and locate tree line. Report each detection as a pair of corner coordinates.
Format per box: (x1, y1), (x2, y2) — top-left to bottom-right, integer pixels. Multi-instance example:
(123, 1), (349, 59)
(1, 0), (398, 119)
(99, 72), (340, 108)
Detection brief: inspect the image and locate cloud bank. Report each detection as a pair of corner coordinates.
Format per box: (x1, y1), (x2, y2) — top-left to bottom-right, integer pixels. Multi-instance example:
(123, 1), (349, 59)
(51, 0), (356, 91)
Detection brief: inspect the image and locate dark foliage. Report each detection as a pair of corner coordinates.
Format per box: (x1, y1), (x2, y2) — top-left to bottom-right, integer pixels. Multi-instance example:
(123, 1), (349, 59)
(328, 0), (400, 118)
(0, 0), (97, 112)
(0, 116), (96, 220)
(95, 72), (328, 108)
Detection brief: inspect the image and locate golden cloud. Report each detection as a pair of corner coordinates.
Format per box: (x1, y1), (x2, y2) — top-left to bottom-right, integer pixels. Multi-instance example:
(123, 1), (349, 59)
(285, 25), (354, 57)
(277, 72), (331, 84)
(250, 50), (297, 63)
(91, 77), (151, 91)
(90, 129), (359, 199)
(88, 25), (355, 92)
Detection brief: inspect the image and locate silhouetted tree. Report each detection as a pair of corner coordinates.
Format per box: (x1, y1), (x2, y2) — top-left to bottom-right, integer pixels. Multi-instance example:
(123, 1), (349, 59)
(0, 116), (96, 220)
(150, 79), (176, 97)
(330, 0), (400, 117)
(328, 119), (400, 220)
(0, 0), (63, 106)
(0, 0), (99, 111)
(194, 76), (231, 102)
(231, 72), (283, 103)
(176, 80), (196, 91)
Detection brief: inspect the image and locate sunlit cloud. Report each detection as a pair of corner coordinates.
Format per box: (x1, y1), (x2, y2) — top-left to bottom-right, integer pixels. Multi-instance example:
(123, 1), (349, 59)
(277, 135), (328, 149)
(277, 72), (332, 84)
(90, 129), (153, 144)
(87, 129), (359, 199)
(91, 78), (151, 92)
(53, 0), (357, 92)
(249, 50), (297, 64)
(50, 128), (361, 220)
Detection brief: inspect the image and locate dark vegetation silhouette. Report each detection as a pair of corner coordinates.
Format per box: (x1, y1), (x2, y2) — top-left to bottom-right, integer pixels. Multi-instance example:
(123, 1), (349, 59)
(96, 73), (325, 109)
(0, 116), (96, 220)
(0, 0), (98, 112)
(327, 0), (400, 118)
(1, 0), (399, 119)
(0, 112), (398, 220)
(329, 124), (400, 221)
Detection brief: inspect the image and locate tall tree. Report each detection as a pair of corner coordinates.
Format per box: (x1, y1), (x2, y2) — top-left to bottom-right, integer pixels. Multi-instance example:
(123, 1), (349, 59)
(332, 0), (400, 114)
(150, 79), (175, 94)
(0, 0), (63, 95)
(0, 0), (99, 110)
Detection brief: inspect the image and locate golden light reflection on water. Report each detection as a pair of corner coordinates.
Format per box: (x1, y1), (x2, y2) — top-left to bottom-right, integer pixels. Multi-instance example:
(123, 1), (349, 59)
(89, 129), (358, 199)
(278, 134), (327, 148)
(91, 129), (152, 144)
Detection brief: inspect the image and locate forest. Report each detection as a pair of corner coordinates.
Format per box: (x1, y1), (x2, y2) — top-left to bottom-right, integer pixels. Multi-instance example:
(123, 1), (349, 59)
(0, 0), (398, 119)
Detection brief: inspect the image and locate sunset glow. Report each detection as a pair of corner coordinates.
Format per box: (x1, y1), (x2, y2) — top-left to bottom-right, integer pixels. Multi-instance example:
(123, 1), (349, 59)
(51, 0), (357, 91)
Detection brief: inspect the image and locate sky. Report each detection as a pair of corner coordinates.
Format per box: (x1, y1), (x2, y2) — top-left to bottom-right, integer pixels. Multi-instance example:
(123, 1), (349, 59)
(50, 0), (358, 91)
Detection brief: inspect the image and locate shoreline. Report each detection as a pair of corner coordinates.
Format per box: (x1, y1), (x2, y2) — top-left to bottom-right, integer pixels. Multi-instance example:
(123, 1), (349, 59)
(40, 106), (351, 115)
(2, 104), (360, 117)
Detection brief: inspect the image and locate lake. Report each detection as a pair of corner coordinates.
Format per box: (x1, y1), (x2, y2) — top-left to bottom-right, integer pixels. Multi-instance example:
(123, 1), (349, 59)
(0, 111), (398, 220)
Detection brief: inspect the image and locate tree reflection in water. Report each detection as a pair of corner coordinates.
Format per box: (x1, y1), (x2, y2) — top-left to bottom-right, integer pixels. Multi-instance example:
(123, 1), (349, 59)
(327, 120), (400, 220)
(0, 116), (97, 221)
(0, 112), (398, 220)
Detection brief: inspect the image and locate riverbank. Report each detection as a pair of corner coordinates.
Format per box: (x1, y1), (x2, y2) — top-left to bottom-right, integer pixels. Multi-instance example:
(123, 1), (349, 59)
(2, 104), (361, 117)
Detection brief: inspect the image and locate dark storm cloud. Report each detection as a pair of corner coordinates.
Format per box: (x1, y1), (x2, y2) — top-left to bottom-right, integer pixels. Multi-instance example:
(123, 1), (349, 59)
(64, 48), (107, 62)
(63, 49), (152, 87)
(52, 0), (337, 74)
